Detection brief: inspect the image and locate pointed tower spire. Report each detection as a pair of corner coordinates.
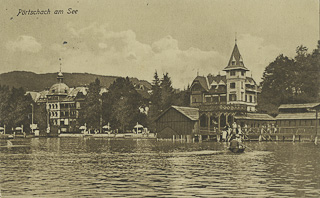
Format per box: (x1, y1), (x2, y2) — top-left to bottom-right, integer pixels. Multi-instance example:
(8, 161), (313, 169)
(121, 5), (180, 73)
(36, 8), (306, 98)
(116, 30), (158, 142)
(57, 58), (64, 83)
(223, 39), (249, 71)
(235, 32), (237, 44)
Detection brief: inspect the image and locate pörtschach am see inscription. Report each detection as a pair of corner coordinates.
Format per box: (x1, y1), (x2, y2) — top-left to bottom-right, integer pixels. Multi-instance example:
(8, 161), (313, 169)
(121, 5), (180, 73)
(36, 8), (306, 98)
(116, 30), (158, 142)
(17, 8), (78, 16)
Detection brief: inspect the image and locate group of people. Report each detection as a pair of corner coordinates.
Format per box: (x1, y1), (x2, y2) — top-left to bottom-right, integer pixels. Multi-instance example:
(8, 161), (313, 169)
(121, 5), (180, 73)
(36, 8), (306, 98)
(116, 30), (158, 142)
(221, 122), (243, 142)
(221, 122), (278, 142)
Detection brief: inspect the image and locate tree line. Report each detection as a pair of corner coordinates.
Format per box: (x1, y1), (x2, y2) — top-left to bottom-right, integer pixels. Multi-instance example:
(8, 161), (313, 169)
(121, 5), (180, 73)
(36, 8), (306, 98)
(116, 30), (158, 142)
(0, 86), (33, 132)
(79, 72), (190, 133)
(0, 72), (189, 134)
(258, 41), (320, 115)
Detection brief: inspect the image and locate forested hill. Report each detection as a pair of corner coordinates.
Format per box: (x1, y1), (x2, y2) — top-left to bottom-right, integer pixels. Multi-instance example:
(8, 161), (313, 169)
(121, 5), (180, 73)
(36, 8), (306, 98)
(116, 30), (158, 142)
(0, 71), (151, 91)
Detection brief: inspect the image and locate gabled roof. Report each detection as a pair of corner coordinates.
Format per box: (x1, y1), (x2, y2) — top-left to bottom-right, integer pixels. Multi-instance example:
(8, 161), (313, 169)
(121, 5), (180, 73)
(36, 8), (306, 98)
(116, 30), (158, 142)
(276, 112), (317, 120)
(191, 75), (228, 94)
(155, 105), (199, 121)
(223, 43), (249, 71)
(235, 113), (275, 121)
(172, 106), (199, 120)
(278, 103), (320, 110)
(207, 74), (227, 85)
(191, 76), (209, 91)
(26, 91), (40, 102)
(245, 77), (256, 85)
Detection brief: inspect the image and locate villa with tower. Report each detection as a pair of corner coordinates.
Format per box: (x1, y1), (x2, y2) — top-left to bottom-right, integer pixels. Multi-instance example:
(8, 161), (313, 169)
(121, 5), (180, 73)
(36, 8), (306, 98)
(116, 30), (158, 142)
(156, 41), (275, 138)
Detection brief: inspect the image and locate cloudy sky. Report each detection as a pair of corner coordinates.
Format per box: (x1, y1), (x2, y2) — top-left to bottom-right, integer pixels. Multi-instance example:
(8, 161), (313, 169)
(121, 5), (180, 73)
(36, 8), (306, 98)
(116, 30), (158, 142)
(1, 0), (319, 88)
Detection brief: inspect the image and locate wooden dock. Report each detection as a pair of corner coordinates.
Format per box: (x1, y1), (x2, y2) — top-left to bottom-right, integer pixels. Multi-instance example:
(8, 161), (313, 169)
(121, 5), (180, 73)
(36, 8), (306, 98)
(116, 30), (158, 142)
(169, 131), (318, 143)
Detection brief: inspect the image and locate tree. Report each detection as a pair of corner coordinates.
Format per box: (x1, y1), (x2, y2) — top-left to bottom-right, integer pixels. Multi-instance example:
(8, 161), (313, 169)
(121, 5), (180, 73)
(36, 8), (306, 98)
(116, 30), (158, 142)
(33, 102), (47, 133)
(172, 87), (190, 107)
(160, 72), (174, 110)
(4, 87), (33, 133)
(258, 42), (320, 115)
(79, 78), (102, 129)
(102, 77), (146, 132)
(0, 85), (10, 127)
(147, 71), (162, 131)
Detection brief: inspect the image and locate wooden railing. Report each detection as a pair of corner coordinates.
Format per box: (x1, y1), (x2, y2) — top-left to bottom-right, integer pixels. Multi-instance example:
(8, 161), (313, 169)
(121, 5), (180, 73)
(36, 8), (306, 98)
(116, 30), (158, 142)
(195, 126), (319, 135)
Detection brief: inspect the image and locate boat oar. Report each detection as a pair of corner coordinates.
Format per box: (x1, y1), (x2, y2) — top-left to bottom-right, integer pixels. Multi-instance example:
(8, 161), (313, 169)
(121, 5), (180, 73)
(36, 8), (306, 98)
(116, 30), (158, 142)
(244, 144), (253, 151)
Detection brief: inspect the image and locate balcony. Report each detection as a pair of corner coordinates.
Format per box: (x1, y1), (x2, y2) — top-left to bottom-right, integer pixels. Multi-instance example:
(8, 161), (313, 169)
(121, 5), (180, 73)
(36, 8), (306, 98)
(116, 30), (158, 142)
(199, 103), (247, 113)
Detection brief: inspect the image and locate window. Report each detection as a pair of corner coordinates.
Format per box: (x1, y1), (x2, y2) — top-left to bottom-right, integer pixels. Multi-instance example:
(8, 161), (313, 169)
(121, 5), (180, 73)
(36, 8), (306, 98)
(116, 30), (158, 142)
(232, 61), (236, 65)
(241, 82), (243, 89)
(230, 71), (236, 76)
(245, 95), (247, 102)
(230, 83), (236, 89)
(241, 92), (244, 101)
(212, 96), (219, 103)
(205, 96), (211, 103)
(229, 94), (236, 101)
(250, 95), (253, 103)
(220, 95), (226, 103)
(241, 71), (245, 76)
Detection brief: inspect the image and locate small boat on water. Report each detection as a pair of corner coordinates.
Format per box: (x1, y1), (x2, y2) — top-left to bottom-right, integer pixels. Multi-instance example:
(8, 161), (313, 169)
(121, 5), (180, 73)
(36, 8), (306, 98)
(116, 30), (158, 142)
(228, 135), (246, 153)
(228, 146), (246, 153)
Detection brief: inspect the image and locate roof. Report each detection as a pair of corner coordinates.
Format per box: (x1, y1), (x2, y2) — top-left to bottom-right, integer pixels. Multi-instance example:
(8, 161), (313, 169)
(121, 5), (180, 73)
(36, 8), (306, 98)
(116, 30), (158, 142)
(191, 76), (209, 91)
(191, 74), (258, 94)
(276, 112), (317, 120)
(26, 91), (40, 102)
(223, 43), (249, 71)
(245, 77), (256, 85)
(68, 87), (88, 97)
(207, 74), (227, 86)
(278, 103), (320, 110)
(155, 105), (199, 121)
(235, 113), (275, 121)
(48, 83), (70, 95)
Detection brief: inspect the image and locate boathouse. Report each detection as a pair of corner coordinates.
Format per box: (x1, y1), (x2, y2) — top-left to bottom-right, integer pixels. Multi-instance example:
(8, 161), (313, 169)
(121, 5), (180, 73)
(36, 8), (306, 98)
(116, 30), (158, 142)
(235, 113), (276, 128)
(155, 106), (199, 138)
(276, 103), (320, 134)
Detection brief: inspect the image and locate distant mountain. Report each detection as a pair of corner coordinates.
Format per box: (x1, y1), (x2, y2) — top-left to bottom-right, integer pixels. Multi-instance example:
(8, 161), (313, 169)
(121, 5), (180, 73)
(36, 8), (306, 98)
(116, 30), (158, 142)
(0, 71), (151, 92)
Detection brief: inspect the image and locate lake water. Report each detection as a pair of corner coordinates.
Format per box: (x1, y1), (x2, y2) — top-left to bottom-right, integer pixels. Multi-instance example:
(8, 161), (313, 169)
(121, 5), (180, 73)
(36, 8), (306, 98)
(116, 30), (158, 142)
(0, 138), (319, 197)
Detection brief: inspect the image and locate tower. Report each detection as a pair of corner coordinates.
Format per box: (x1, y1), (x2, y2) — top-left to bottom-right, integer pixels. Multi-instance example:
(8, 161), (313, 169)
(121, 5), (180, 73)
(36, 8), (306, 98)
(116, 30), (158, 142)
(223, 41), (249, 105)
(57, 71), (64, 83)
(57, 58), (64, 83)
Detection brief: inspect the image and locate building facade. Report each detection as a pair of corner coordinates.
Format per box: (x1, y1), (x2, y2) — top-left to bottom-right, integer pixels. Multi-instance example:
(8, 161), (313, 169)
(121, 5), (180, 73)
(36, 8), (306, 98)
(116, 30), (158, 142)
(29, 71), (87, 134)
(190, 42), (258, 112)
(276, 103), (320, 134)
(189, 42), (268, 134)
(155, 106), (199, 138)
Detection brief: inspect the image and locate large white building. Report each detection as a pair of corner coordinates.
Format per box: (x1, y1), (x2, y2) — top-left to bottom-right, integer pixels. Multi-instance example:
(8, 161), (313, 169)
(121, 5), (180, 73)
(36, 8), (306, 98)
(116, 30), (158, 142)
(28, 71), (87, 134)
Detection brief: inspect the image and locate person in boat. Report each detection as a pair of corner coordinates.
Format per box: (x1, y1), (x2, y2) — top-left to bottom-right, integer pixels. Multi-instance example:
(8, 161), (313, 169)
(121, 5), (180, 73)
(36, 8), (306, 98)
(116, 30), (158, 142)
(229, 134), (241, 150)
(229, 135), (245, 152)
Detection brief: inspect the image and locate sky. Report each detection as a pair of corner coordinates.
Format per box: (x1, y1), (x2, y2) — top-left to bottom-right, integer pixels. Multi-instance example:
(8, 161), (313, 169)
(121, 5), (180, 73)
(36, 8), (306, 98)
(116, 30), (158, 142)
(1, 0), (319, 89)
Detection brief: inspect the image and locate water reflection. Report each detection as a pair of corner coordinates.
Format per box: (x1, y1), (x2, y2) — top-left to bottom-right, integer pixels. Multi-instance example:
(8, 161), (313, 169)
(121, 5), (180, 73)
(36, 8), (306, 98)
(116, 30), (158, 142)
(0, 138), (319, 197)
